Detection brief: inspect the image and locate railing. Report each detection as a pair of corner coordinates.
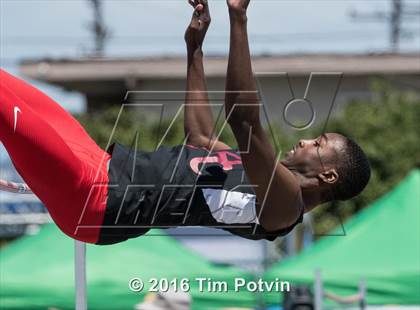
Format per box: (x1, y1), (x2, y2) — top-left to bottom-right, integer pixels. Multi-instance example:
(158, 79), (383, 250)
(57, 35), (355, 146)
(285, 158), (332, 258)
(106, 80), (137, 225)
(314, 269), (366, 310)
(75, 241), (87, 310)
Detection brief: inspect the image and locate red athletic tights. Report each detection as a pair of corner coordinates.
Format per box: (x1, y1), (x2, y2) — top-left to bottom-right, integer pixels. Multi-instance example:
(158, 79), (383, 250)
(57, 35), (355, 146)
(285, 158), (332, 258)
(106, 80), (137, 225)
(0, 69), (109, 243)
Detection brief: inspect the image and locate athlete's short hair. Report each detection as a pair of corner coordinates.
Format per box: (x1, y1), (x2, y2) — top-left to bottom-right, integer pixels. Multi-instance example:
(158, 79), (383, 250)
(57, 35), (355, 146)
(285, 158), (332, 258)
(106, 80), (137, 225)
(328, 135), (371, 201)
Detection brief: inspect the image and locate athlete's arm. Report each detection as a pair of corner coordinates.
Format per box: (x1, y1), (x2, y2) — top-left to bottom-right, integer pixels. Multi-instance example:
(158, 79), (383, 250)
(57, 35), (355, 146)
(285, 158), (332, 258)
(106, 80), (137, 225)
(225, 0), (301, 231)
(184, 0), (231, 151)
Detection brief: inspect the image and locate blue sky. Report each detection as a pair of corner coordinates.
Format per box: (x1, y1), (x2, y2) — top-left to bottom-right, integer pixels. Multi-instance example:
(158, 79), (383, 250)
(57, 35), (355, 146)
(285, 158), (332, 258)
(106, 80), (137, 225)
(2, 0), (419, 60)
(0, 0), (419, 112)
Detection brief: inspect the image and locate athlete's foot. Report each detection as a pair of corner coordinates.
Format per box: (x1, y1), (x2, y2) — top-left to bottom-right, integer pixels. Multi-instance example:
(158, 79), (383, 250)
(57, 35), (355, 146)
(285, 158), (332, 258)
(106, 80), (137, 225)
(227, 0), (250, 20)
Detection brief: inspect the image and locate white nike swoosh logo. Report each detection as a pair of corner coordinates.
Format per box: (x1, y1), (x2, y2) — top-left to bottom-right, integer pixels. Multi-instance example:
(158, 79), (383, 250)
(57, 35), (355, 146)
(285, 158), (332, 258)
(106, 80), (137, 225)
(13, 106), (21, 133)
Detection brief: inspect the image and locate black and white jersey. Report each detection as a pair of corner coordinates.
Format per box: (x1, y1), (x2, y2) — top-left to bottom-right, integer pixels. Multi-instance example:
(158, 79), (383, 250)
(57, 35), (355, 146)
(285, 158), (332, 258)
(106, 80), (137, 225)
(97, 143), (304, 245)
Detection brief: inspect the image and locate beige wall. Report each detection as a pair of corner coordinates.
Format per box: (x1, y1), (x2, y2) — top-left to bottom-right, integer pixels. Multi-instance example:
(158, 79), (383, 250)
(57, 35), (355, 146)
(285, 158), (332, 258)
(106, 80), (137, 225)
(109, 73), (417, 133)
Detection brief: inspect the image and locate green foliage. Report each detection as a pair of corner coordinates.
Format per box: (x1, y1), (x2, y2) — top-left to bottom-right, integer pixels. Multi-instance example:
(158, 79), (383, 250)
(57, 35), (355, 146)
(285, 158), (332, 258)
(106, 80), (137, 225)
(76, 106), (186, 151)
(75, 81), (419, 235)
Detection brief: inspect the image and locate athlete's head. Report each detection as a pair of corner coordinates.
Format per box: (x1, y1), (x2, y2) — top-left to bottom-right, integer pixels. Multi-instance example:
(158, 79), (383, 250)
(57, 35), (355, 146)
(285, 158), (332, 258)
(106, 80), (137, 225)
(281, 133), (370, 207)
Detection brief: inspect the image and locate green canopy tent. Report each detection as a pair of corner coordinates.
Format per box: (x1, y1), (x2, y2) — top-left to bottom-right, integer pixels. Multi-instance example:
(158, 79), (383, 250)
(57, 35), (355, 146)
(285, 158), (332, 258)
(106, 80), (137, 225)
(264, 170), (420, 306)
(0, 226), (256, 310)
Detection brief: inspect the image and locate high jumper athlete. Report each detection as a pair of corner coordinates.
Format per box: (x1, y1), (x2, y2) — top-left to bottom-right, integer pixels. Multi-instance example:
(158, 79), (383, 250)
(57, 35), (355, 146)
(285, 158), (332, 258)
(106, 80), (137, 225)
(0, 0), (370, 245)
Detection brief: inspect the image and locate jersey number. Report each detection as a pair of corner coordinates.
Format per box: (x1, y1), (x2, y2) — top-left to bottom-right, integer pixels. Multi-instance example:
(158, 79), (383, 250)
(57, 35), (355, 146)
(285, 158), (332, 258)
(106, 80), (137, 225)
(190, 151), (242, 175)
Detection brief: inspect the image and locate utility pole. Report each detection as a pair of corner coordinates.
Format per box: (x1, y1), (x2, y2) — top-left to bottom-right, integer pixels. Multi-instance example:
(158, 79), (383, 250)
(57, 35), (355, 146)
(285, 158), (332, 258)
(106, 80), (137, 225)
(350, 0), (420, 53)
(390, 0), (402, 51)
(88, 0), (108, 56)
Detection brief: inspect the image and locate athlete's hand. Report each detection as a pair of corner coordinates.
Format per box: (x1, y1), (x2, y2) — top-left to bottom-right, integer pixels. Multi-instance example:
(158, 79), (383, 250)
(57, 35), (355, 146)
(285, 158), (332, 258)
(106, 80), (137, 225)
(227, 0), (250, 18)
(185, 0), (211, 53)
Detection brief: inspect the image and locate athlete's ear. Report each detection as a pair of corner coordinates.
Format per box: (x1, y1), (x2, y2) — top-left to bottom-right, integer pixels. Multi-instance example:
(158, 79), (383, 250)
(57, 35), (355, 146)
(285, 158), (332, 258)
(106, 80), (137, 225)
(318, 169), (338, 185)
